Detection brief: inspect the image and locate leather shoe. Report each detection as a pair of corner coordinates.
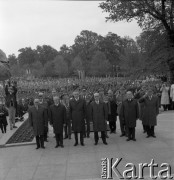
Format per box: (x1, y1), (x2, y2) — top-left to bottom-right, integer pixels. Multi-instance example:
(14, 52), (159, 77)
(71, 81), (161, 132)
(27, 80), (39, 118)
(146, 135), (150, 138)
(60, 145), (64, 148)
(151, 135), (156, 138)
(103, 142), (108, 145)
(94, 142), (98, 145)
(41, 146), (45, 149)
(126, 138), (131, 141)
(132, 138), (136, 141)
(74, 142), (78, 146)
(81, 143), (84, 146)
(120, 134), (125, 137)
(55, 145), (59, 148)
(36, 147), (40, 150)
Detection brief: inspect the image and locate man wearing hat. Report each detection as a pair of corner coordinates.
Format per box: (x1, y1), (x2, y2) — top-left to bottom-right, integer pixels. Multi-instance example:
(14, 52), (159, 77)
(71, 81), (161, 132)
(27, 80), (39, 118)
(28, 99), (47, 149)
(139, 88), (159, 138)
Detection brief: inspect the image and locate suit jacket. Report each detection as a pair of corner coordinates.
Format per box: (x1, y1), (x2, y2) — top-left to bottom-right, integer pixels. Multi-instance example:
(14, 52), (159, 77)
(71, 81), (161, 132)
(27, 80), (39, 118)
(90, 101), (108, 132)
(120, 99), (139, 128)
(69, 98), (86, 132)
(28, 105), (46, 136)
(49, 104), (66, 134)
(139, 95), (159, 126)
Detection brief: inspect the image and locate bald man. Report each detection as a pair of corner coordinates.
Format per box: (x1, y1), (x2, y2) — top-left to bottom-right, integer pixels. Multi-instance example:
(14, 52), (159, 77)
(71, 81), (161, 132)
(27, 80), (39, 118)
(120, 91), (139, 141)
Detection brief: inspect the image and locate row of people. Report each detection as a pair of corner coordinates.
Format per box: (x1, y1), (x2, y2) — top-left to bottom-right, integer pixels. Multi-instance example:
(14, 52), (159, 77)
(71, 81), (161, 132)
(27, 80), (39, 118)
(28, 86), (159, 149)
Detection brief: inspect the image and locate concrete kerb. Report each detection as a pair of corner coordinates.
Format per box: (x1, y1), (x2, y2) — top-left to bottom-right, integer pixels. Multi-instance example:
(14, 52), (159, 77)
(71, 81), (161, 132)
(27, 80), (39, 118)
(0, 113), (36, 148)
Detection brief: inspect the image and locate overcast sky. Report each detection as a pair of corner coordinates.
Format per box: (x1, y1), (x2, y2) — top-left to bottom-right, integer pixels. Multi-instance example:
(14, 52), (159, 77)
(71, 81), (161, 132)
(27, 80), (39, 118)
(0, 0), (142, 56)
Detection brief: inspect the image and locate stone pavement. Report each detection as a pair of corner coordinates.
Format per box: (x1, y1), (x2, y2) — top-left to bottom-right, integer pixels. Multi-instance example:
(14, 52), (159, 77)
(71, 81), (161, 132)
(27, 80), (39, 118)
(0, 111), (173, 180)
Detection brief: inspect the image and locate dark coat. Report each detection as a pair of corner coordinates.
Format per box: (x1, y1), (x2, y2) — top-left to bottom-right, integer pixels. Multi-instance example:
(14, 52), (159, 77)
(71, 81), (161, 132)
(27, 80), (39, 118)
(120, 99), (139, 128)
(0, 106), (8, 126)
(139, 95), (159, 126)
(90, 101), (108, 132)
(49, 104), (66, 134)
(28, 106), (46, 136)
(69, 98), (86, 132)
(5, 85), (17, 108)
(107, 100), (117, 122)
(86, 102), (92, 123)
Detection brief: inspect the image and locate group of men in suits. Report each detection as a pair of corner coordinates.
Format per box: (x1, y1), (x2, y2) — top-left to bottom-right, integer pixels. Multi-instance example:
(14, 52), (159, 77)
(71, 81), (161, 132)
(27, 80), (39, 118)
(28, 86), (160, 150)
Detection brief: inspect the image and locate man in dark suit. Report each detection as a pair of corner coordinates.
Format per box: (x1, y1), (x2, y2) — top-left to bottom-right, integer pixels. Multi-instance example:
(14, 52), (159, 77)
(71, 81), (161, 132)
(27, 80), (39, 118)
(38, 92), (49, 142)
(120, 91), (139, 141)
(90, 93), (108, 145)
(139, 88), (159, 138)
(49, 96), (66, 148)
(28, 99), (47, 149)
(70, 90), (86, 146)
(108, 90), (117, 134)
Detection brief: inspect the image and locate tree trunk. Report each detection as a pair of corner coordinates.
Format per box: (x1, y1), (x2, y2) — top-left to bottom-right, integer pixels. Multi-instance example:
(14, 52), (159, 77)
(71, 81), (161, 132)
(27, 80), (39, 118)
(168, 61), (174, 83)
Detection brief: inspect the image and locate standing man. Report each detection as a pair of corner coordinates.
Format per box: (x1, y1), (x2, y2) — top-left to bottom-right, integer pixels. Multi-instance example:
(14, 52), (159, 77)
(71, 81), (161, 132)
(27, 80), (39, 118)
(108, 90), (117, 134)
(70, 90), (86, 146)
(28, 99), (46, 149)
(90, 93), (108, 145)
(116, 87), (127, 137)
(4, 82), (17, 130)
(49, 96), (66, 148)
(120, 91), (139, 141)
(38, 92), (49, 142)
(61, 94), (71, 139)
(139, 88), (159, 138)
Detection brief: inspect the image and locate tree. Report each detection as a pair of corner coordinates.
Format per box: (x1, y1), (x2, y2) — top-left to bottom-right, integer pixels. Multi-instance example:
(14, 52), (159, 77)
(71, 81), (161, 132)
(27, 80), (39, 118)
(98, 33), (121, 65)
(18, 47), (38, 66)
(31, 61), (44, 77)
(43, 61), (55, 77)
(72, 30), (102, 72)
(36, 45), (58, 66)
(8, 54), (18, 67)
(89, 51), (111, 76)
(99, 0), (174, 81)
(54, 55), (68, 77)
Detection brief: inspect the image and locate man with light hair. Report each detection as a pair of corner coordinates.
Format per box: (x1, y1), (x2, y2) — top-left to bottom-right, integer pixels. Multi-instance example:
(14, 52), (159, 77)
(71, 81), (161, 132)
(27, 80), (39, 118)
(90, 92), (108, 145)
(70, 90), (86, 146)
(28, 98), (47, 149)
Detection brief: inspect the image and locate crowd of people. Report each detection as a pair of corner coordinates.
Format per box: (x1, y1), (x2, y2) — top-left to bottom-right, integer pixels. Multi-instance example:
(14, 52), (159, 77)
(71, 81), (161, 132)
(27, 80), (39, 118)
(0, 77), (174, 149)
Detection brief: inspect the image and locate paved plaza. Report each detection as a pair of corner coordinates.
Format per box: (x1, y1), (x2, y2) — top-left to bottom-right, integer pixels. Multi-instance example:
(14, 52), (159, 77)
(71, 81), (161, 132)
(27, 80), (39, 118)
(0, 111), (174, 180)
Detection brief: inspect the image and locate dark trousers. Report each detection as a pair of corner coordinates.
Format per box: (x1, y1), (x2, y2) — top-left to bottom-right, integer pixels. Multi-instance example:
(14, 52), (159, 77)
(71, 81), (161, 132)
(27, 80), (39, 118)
(94, 131), (106, 143)
(128, 127), (135, 139)
(162, 105), (168, 111)
(36, 135), (44, 148)
(143, 125), (147, 132)
(0, 123), (7, 133)
(109, 121), (116, 132)
(171, 101), (174, 110)
(74, 132), (84, 144)
(85, 119), (90, 136)
(146, 126), (155, 136)
(119, 115), (128, 135)
(64, 120), (71, 138)
(44, 126), (48, 141)
(55, 133), (63, 146)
